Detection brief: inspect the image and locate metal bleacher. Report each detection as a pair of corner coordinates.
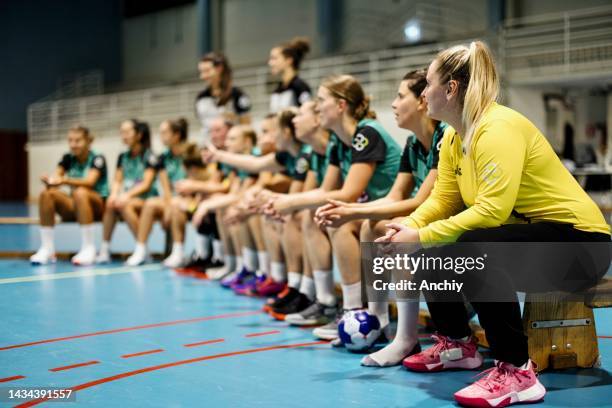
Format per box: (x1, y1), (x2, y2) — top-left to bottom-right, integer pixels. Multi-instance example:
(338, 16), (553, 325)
(27, 5), (612, 144)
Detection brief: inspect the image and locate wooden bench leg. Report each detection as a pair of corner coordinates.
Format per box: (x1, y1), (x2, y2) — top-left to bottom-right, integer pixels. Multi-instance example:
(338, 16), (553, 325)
(523, 294), (599, 371)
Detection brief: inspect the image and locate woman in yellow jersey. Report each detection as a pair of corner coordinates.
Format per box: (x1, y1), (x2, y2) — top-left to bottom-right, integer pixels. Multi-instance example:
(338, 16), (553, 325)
(378, 41), (610, 408)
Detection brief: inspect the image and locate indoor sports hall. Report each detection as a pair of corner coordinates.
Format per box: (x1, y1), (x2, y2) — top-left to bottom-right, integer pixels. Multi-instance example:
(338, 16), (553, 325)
(1, 1), (611, 407)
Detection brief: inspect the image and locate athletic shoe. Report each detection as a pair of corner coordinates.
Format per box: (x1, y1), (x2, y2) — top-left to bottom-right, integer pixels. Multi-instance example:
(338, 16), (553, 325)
(95, 250), (111, 264)
(176, 252), (208, 275)
(125, 247), (148, 266)
(234, 274), (266, 296)
(71, 246), (96, 266)
(454, 360), (545, 407)
(30, 248), (57, 265)
(264, 286), (293, 308)
(163, 251), (184, 268)
(402, 334), (483, 372)
(269, 292), (312, 321)
(256, 276), (287, 297)
(205, 257), (224, 269)
(285, 301), (338, 326)
(312, 309), (345, 340)
(262, 285), (291, 312)
(221, 267), (254, 289)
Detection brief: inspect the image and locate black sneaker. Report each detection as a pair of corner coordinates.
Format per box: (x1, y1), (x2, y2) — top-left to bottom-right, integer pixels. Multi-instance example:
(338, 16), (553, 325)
(285, 301), (338, 326)
(269, 291), (312, 321)
(266, 287), (299, 311)
(176, 252), (208, 275)
(204, 257), (224, 269)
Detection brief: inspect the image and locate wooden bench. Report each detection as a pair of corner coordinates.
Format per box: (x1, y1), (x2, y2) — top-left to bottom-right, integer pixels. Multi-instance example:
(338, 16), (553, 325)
(416, 277), (612, 372)
(524, 277), (612, 371)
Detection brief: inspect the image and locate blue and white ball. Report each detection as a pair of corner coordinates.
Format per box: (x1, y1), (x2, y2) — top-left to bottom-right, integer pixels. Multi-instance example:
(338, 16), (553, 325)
(338, 310), (381, 352)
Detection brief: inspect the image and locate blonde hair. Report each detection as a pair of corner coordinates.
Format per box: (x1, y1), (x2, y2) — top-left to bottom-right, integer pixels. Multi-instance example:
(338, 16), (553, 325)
(321, 75), (376, 121)
(435, 41), (499, 154)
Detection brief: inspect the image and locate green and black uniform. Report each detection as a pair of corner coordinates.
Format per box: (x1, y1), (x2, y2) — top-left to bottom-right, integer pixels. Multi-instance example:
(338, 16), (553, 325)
(157, 149), (187, 193)
(399, 122), (447, 197)
(59, 150), (109, 197)
(274, 144), (312, 182)
(116, 149), (159, 198)
(309, 138), (337, 186)
(328, 119), (402, 201)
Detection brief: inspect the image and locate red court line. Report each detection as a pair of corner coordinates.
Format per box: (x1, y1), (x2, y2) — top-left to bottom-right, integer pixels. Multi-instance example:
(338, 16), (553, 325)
(599, 335), (612, 339)
(0, 310), (262, 351)
(183, 338), (225, 348)
(121, 349), (164, 359)
(244, 330), (281, 338)
(0, 375), (25, 383)
(16, 340), (328, 408)
(49, 361), (100, 372)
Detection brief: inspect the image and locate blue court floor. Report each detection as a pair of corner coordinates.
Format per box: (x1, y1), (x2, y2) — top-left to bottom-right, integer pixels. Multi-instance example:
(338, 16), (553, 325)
(0, 258), (611, 408)
(1, 201), (612, 408)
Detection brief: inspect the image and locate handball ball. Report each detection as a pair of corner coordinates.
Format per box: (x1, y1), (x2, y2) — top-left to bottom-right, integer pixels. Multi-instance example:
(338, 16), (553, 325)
(338, 310), (381, 352)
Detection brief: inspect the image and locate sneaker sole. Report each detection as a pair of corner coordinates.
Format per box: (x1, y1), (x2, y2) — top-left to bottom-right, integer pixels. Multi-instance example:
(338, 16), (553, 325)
(285, 316), (330, 327)
(403, 355), (483, 372)
(312, 330), (339, 341)
(268, 310), (286, 321)
(454, 381), (546, 407)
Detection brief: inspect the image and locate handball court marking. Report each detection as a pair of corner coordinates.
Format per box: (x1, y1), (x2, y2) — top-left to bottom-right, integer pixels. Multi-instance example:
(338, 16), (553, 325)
(14, 340), (329, 408)
(0, 311), (263, 351)
(0, 264), (165, 285)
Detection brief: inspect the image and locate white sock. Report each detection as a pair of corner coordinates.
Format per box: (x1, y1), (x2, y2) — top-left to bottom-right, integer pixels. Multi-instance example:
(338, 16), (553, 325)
(365, 301), (419, 366)
(287, 271), (302, 289)
(40, 226), (55, 253)
(133, 242), (146, 256)
(194, 234), (211, 259)
(242, 247), (258, 272)
(257, 251), (270, 276)
(170, 242), (184, 258)
(299, 275), (315, 300)
(270, 262), (286, 283)
(236, 255), (243, 271)
(368, 301), (390, 328)
(212, 239), (224, 261)
(224, 255), (236, 272)
(341, 281), (362, 310)
(80, 224), (95, 250)
(100, 240), (110, 254)
(313, 269), (336, 306)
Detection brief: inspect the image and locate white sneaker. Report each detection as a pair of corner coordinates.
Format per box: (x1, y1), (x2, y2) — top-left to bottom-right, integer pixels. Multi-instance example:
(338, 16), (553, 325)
(96, 250), (111, 264)
(208, 267), (234, 280)
(125, 249), (147, 266)
(30, 248), (57, 265)
(163, 252), (184, 268)
(71, 246), (96, 266)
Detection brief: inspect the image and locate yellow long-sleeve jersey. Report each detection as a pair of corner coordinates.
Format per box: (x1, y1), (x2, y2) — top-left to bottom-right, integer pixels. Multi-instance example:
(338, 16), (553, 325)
(402, 102), (610, 243)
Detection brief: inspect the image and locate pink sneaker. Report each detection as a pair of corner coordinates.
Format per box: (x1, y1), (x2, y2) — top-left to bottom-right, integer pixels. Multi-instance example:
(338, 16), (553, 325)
(454, 360), (545, 407)
(403, 334), (483, 372)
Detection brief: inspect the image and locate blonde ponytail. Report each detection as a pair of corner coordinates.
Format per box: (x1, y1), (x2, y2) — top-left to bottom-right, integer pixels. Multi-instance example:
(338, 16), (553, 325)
(461, 41), (499, 154)
(435, 41), (499, 155)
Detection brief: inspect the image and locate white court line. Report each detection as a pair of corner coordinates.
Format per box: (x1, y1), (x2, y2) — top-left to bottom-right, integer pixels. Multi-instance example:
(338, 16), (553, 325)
(0, 264), (165, 285)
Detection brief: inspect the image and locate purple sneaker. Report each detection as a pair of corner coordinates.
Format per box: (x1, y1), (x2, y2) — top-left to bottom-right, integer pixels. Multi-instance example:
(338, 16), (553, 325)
(234, 274), (266, 296)
(221, 267), (254, 289)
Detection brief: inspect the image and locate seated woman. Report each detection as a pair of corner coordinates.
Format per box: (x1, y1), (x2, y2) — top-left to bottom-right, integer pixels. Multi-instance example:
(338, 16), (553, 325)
(126, 118), (190, 266)
(309, 70), (444, 365)
(379, 41), (610, 407)
(270, 75), (402, 341)
(97, 119), (158, 263)
(31, 125), (109, 266)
